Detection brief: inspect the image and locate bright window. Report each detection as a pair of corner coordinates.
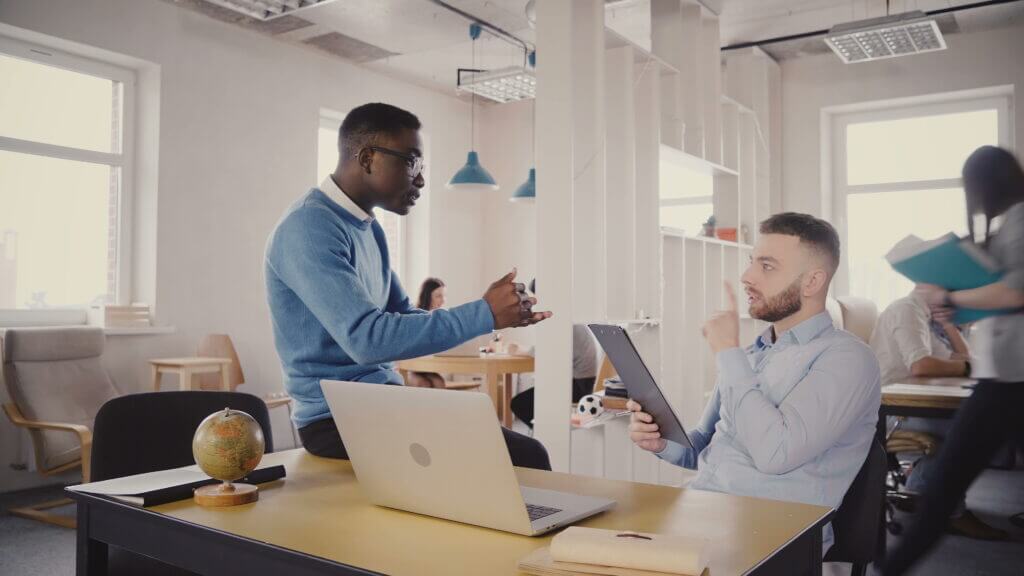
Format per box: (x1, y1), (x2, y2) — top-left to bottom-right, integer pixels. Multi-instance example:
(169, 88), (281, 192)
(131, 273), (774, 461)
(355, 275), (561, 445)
(659, 160), (713, 234)
(317, 118), (404, 279)
(0, 38), (134, 315)
(832, 89), (1010, 311)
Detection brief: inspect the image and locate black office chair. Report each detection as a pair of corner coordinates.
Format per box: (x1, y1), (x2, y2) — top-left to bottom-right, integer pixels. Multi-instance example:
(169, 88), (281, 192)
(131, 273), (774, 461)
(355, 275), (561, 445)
(823, 440), (887, 576)
(91, 391), (274, 576)
(91, 391), (273, 481)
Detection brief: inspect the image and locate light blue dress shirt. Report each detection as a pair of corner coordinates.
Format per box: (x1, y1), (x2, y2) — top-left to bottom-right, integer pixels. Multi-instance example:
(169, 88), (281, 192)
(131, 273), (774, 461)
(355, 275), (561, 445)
(656, 311), (881, 552)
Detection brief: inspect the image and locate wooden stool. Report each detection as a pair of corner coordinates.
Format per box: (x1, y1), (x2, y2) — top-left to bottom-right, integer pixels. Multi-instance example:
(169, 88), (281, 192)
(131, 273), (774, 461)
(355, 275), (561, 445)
(150, 357), (232, 391)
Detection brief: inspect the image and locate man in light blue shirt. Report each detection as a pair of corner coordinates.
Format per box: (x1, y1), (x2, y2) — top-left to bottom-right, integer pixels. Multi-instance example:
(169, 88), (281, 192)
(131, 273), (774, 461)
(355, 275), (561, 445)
(629, 213), (881, 554)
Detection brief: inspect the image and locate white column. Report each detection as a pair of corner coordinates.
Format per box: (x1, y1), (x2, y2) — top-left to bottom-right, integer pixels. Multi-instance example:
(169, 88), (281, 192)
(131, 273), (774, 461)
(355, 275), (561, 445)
(634, 60), (661, 320)
(604, 45), (636, 322)
(534, 0), (604, 472)
(572, 0), (607, 324)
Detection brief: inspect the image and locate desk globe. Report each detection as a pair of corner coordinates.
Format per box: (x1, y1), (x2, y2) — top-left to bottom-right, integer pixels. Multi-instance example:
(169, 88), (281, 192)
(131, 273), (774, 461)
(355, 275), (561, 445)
(192, 407), (265, 507)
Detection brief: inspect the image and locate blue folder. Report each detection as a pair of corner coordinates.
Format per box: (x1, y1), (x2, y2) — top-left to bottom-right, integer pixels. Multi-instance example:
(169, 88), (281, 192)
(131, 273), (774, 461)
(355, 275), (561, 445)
(886, 233), (1016, 323)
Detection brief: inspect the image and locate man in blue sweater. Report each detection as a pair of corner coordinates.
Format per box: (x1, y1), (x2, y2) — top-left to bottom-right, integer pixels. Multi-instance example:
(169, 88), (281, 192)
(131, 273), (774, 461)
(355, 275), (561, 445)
(265, 103), (552, 466)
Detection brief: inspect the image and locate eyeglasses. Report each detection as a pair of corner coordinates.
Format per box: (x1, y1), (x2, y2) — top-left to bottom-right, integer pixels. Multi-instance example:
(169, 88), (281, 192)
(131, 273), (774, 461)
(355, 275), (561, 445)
(360, 146), (424, 178)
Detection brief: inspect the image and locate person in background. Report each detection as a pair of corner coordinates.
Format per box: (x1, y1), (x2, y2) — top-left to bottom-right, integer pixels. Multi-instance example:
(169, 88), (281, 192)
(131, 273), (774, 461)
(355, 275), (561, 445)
(265, 103), (552, 468)
(883, 146), (1024, 574)
(871, 291), (1006, 540)
(509, 280), (599, 428)
(406, 277), (448, 389)
(628, 213), (880, 556)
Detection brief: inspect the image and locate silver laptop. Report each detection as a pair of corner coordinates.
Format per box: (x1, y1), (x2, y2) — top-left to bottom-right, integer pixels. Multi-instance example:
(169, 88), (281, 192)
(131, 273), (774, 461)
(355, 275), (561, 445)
(322, 380), (615, 536)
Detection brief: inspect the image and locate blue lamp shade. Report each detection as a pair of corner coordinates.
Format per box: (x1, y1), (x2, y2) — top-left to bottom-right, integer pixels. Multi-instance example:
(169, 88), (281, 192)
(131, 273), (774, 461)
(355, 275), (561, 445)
(447, 151), (499, 191)
(509, 168), (535, 203)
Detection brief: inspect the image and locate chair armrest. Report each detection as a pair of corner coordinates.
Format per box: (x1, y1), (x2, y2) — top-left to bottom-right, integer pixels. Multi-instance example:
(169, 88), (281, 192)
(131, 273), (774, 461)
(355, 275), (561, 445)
(3, 403), (94, 482)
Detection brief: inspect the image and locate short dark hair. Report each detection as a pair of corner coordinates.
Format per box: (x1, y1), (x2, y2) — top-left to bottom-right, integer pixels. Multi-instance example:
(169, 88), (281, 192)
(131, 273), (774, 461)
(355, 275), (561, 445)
(339, 103), (421, 158)
(759, 212), (840, 275)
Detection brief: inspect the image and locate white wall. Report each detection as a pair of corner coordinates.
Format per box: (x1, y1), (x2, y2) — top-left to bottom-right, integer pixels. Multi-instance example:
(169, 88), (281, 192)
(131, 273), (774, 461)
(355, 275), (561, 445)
(780, 23), (1024, 216)
(0, 0), (479, 491)
(477, 100), (538, 349)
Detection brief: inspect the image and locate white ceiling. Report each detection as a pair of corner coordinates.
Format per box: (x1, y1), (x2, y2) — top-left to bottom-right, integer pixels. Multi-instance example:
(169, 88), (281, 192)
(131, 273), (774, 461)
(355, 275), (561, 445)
(170, 0), (1024, 97)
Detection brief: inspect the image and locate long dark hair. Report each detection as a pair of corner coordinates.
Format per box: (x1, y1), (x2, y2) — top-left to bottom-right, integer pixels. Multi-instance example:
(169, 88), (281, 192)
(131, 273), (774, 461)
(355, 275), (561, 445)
(963, 145), (1024, 246)
(417, 277), (445, 310)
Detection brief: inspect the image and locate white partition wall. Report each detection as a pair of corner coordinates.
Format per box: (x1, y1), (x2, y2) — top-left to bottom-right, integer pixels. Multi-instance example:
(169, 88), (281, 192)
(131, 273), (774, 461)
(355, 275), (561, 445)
(536, 0), (778, 482)
(534, 0), (594, 471)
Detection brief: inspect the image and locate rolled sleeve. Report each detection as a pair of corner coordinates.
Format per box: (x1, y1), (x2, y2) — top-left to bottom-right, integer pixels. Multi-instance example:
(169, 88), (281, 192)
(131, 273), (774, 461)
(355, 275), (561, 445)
(655, 439), (687, 466)
(891, 303), (934, 368)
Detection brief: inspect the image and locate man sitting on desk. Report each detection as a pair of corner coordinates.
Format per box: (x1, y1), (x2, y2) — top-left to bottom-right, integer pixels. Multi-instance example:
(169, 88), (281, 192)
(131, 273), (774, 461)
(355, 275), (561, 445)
(628, 213), (881, 554)
(265, 103), (551, 465)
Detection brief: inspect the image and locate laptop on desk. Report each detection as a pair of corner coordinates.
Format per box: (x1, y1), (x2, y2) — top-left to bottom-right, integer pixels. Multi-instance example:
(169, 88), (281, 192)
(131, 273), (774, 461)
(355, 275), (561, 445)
(321, 380), (615, 536)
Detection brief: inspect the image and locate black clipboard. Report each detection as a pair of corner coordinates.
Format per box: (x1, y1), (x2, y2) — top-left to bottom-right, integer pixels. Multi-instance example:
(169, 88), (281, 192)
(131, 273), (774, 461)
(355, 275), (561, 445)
(589, 324), (693, 450)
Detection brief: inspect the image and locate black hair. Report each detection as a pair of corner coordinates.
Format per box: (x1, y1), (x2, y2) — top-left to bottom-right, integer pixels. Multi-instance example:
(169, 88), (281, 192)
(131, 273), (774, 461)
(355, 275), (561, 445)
(962, 146), (1024, 246)
(759, 212), (841, 275)
(417, 277), (445, 311)
(339, 102), (421, 159)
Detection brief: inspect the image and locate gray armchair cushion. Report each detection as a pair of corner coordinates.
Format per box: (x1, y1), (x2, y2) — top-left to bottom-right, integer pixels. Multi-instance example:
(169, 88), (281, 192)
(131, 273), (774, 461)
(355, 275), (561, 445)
(2, 327), (118, 470)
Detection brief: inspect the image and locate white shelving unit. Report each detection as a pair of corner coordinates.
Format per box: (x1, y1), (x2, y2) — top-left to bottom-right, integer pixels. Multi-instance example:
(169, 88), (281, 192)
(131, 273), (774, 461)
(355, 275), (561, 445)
(537, 1), (778, 481)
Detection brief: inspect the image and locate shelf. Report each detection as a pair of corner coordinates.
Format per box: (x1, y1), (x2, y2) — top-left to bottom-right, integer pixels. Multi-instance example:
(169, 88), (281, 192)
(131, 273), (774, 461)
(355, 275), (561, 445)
(602, 318), (661, 327)
(604, 27), (679, 75)
(104, 325), (176, 336)
(660, 143), (738, 178)
(675, 231), (752, 250)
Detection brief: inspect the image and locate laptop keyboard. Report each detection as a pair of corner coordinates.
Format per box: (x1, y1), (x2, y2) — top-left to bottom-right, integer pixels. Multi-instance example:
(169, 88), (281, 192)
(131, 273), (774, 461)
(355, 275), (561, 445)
(526, 503), (562, 522)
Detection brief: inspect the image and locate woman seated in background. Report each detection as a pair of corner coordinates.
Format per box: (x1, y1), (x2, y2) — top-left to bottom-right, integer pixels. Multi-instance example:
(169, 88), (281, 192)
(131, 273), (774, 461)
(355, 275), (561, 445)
(405, 277), (448, 388)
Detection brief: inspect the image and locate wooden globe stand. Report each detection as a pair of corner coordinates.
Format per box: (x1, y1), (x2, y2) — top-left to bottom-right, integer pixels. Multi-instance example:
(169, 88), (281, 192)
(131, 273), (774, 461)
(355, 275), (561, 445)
(194, 480), (259, 507)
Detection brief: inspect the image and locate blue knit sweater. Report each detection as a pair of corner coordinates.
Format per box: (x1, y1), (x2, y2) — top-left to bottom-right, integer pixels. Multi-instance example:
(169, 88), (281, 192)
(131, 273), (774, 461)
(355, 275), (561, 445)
(264, 188), (493, 428)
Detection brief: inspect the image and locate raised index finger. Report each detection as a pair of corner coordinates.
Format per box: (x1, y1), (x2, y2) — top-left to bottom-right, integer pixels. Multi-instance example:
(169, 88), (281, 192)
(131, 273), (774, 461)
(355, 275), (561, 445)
(724, 281), (738, 312)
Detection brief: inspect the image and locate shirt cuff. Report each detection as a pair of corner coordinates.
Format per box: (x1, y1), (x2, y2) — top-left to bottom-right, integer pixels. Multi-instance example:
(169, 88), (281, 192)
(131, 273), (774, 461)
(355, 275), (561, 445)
(654, 439), (686, 466)
(450, 299), (496, 338)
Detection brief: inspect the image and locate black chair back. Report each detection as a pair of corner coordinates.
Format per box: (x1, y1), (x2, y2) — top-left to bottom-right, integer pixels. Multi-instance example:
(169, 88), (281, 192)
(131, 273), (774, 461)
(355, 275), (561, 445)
(824, 439), (887, 570)
(91, 391), (273, 482)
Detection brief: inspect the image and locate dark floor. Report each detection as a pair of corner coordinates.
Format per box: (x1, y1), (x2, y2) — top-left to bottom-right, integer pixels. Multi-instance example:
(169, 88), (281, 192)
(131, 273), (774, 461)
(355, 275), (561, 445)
(1, 469), (1022, 575)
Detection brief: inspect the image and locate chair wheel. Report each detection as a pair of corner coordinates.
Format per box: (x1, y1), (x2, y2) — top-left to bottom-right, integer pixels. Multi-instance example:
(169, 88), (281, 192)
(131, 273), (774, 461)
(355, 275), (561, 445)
(887, 522), (903, 535)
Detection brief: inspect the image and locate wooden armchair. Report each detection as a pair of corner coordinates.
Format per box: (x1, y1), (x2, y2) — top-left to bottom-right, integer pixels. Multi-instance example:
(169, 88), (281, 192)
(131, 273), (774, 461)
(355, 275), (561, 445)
(2, 326), (117, 528)
(196, 334), (297, 446)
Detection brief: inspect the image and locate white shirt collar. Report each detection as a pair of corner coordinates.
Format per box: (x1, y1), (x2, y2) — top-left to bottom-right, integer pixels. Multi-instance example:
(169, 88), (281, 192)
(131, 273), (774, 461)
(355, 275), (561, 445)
(320, 175), (374, 222)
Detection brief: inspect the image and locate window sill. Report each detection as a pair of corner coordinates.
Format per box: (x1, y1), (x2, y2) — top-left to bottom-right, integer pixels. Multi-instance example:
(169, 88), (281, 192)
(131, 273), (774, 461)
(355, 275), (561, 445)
(103, 326), (176, 336)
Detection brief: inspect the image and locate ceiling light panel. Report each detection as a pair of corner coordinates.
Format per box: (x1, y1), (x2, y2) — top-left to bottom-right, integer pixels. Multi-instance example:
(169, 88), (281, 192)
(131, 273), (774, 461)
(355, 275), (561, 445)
(202, 0), (340, 21)
(825, 11), (946, 64)
(458, 67), (536, 104)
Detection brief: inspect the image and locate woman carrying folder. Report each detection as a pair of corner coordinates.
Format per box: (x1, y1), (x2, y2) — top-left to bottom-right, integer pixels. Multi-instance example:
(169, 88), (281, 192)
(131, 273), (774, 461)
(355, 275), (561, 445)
(883, 146), (1024, 575)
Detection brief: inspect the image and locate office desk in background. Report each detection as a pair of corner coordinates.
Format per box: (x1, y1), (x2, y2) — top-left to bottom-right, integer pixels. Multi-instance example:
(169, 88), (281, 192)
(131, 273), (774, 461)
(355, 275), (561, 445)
(396, 354), (534, 427)
(69, 448), (833, 576)
(875, 377), (975, 557)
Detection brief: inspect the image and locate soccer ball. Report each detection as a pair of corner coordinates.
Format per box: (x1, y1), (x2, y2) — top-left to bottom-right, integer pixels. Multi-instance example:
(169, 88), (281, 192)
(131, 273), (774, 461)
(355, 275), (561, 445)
(577, 395), (604, 418)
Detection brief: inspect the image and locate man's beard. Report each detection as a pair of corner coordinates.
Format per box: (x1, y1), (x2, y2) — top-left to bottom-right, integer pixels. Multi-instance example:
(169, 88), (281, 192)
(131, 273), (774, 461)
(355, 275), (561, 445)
(750, 276), (803, 323)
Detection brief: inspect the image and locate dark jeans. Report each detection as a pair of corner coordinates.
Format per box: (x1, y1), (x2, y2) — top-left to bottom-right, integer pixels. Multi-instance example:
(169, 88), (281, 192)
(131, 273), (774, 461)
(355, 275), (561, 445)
(298, 413), (552, 471)
(882, 380), (1024, 575)
(510, 377), (597, 429)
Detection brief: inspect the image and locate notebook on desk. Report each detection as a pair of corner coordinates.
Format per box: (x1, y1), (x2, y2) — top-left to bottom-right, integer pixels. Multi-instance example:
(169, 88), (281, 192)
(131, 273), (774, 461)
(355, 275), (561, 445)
(67, 464), (285, 507)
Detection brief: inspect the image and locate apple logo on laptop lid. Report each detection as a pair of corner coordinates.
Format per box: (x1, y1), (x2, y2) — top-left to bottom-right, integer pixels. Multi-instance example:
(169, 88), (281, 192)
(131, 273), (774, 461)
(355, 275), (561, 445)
(409, 443), (432, 468)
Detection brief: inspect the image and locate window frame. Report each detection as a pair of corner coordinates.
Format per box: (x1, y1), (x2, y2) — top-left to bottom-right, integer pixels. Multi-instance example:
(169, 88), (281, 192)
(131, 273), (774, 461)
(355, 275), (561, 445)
(0, 34), (136, 325)
(317, 111), (407, 282)
(823, 86), (1014, 297)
